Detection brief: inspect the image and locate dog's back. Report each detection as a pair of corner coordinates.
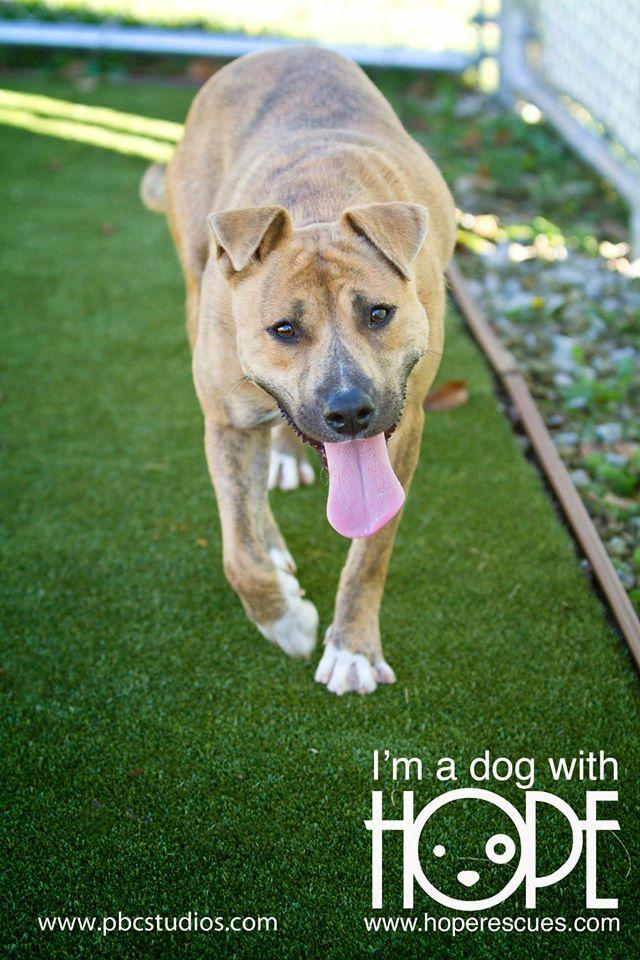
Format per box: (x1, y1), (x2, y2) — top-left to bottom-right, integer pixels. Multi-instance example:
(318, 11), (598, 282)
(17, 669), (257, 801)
(164, 48), (454, 272)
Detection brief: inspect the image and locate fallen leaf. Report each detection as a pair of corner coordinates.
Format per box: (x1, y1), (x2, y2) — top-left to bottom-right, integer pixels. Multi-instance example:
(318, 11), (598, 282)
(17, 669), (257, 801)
(461, 129), (481, 151)
(186, 58), (218, 83)
(424, 380), (469, 411)
(493, 128), (512, 146)
(195, 538), (208, 548)
(613, 442), (640, 458)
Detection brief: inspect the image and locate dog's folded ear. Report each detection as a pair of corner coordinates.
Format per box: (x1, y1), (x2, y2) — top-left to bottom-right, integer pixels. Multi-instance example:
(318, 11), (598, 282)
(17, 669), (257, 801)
(340, 201), (428, 280)
(207, 205), (292, 277)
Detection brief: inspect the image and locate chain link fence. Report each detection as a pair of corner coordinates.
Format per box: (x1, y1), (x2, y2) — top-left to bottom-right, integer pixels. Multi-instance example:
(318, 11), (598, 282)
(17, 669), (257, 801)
(534, 0), (640, 164)
(501, 0), (640, 252)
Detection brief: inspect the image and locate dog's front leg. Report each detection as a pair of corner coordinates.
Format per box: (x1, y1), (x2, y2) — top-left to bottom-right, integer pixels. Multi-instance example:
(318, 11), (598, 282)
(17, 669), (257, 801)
(315, 401), (425, 695)
(204, 417), (318, 658)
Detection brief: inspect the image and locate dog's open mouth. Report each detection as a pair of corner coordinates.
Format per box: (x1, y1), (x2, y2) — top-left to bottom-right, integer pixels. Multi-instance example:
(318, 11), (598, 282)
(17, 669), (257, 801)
(278, 406), (404, 539)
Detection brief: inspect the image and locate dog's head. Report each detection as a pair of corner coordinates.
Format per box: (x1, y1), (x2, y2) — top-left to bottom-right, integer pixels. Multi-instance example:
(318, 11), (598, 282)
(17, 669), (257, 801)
(207, 202), (429, 452)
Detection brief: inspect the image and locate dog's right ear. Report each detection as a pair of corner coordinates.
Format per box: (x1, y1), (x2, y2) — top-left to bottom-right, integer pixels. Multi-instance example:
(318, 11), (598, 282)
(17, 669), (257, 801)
(207, 206), (292, 278)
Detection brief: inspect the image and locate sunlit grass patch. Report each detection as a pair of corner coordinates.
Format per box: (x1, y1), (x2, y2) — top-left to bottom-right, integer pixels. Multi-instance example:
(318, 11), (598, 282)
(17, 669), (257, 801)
(0, 88), (180, 161)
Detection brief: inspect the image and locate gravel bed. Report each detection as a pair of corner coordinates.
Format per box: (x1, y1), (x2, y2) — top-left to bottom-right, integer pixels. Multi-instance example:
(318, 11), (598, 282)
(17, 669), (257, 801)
(460, 240), (639, 610)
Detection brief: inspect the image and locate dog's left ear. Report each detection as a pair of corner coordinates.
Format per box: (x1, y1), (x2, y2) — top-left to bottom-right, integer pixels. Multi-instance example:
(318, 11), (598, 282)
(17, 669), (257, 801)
(341, 201), (428, 280)
(207, 205), (292, 277)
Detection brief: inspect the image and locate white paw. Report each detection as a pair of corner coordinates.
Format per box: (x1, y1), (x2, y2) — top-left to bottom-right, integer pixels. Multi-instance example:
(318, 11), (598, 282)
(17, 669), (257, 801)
(257, 568), (318, 659)
(314, 639), (396, 695)
(269, 546), (296, 575)
(268, 449), (315, 491)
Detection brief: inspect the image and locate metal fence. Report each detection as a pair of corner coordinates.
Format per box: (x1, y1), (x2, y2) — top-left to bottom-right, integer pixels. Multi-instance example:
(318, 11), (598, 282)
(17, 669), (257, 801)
(500, 0), (640, 252)
(0, 4), (486, 74)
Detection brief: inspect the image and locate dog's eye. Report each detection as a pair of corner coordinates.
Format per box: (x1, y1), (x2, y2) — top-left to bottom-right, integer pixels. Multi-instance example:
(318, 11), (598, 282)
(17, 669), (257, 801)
(369, 305), (394, 327)
(271, 321), (297, 340)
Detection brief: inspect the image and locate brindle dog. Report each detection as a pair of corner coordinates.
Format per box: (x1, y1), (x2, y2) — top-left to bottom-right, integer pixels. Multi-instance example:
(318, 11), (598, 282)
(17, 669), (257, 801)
(141, 47), (455, 695)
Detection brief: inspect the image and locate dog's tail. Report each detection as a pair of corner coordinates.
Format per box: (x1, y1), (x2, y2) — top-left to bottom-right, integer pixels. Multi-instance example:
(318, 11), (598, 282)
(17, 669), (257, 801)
(140, 163), (167, 214)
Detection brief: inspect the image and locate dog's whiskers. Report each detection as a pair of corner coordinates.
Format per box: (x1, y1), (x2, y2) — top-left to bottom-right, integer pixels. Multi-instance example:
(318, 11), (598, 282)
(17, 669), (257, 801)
(227, 374), (250, 398)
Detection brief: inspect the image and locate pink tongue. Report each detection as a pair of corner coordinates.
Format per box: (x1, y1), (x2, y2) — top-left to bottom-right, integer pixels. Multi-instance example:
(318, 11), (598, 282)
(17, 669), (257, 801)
(324, 433), (405, 539)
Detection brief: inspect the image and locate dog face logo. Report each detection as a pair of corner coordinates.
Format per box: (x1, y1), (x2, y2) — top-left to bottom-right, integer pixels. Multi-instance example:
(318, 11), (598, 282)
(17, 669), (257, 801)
(208, 203), (431, 448)
(416, 798), (523, 908)
(427, 831), (518, 895)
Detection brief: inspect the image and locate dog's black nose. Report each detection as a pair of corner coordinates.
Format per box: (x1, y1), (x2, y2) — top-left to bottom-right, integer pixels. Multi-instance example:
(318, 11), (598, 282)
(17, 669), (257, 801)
(323, 388), (375, 436)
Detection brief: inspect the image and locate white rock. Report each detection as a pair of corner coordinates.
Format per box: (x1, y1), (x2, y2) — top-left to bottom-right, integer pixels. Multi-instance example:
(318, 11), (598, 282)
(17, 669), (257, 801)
(570, 469), (590, 488)
(551, 335), (578, 371)
(595, 423), (623, 444)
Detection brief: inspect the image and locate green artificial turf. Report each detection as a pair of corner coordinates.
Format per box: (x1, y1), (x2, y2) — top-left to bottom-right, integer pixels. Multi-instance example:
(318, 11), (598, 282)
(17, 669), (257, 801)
(1, 78), (639, 959)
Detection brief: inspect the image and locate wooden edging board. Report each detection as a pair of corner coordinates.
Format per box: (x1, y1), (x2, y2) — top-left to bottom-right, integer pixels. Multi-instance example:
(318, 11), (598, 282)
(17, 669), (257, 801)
(447, 258), (640, 668)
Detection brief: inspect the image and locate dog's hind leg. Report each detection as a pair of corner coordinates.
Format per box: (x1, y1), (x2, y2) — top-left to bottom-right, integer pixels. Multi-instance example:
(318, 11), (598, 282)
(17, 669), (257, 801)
(183, 268), (203, 352)
(315, 400), (425, 695)
(141, 163), (203, 350)
(268, 423), (315, 492)
(204, 417), (318, 658)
